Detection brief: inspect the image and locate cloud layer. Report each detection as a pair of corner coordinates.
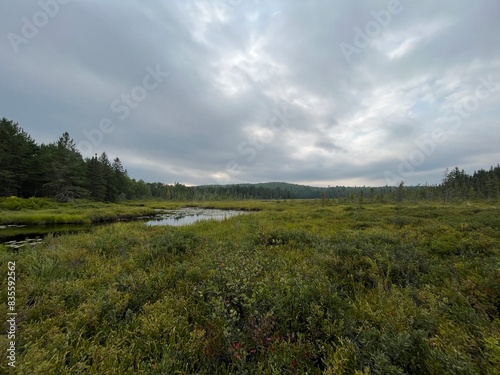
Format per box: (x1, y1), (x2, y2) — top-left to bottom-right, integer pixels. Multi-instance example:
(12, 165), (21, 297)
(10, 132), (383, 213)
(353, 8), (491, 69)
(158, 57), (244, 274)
(1, 0), (499, 186)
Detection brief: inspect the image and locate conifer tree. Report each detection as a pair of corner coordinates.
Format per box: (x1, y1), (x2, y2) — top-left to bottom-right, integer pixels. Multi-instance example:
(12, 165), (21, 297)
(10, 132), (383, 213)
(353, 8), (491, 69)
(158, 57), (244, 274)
(0, 118), (39, 197)
(43, 132), (89, 202)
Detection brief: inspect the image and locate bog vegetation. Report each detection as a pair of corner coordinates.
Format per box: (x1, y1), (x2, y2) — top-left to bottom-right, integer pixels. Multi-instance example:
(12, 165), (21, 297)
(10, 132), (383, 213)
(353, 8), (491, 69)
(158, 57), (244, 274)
(0, 196), (159, 225)
(1, 199), (499, 374)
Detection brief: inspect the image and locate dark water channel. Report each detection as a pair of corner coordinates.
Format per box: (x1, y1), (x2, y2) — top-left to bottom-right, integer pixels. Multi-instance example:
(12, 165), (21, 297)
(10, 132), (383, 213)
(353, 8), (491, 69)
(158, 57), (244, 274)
(1, 208), (247, 249)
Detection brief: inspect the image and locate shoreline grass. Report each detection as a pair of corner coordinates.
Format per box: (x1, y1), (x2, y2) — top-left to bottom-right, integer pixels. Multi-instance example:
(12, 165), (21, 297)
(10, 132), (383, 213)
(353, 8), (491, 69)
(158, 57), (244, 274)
(0, 198), (267, 226)
(0, 199), (169, 225)
(0, 207), (159, 225)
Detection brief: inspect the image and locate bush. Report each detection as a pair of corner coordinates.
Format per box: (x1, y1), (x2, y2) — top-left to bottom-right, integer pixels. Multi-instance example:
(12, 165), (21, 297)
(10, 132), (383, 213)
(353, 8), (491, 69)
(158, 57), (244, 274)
(150, 230), (201, 256)
(255, 228), (316, 248)
(5, 200), (500, 374)
(0, 196), (56, 210)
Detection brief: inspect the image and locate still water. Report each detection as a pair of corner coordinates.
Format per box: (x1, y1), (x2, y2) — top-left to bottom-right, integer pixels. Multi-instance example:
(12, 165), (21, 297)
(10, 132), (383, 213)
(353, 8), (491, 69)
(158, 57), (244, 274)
(145, 207), (247, 226)
(1, 208), (248, 248)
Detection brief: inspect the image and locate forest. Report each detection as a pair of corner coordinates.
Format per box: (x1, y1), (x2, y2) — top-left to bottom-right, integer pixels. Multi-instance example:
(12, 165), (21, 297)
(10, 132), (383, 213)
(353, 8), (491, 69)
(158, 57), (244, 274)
(1, 117), (500, 202)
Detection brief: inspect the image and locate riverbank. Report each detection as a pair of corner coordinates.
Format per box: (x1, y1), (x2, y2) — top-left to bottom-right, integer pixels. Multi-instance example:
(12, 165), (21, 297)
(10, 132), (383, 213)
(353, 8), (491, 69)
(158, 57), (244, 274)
(0, 198), (266, 226)
(0, 198), (174, 225)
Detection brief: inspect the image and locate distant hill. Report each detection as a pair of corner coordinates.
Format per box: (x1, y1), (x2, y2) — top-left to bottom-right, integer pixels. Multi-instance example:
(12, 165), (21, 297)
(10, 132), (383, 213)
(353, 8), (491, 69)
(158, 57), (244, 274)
(199, 181), (381, 199)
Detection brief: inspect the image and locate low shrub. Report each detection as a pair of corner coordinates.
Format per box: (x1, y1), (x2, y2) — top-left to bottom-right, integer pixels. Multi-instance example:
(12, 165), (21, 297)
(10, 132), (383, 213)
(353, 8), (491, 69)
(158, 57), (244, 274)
(2, 200), (499, 374)
(0, 196), (56, 210)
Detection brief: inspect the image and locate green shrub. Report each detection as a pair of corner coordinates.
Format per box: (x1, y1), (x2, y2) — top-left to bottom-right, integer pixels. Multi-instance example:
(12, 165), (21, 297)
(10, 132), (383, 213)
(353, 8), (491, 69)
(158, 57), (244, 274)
(0, 196), (56, 210)
(150, 229), (201, 256)
(255, 228), (316, 247)
(3, 200), (499, 374)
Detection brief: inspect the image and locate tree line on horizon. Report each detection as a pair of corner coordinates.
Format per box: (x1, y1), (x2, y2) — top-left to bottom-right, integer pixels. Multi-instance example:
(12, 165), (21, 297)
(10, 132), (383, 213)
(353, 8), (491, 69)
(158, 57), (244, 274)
(1, 117), (499, 202)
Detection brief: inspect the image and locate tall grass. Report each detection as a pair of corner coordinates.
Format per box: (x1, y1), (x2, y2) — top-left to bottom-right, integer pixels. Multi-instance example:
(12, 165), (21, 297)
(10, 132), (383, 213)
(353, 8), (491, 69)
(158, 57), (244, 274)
(0, 201), (159, 225)
(1, 200), (499, 373)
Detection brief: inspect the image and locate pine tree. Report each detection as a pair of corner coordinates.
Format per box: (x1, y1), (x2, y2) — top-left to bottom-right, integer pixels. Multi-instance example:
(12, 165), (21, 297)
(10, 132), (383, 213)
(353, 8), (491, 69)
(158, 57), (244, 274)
(97, 152), (117, 202)
(112, 157), (131, 199)
(43, 132), (89, 202)
(86, 154), (106, 201)
(396, 181), (405, 202)
(0, 118), (39, 197)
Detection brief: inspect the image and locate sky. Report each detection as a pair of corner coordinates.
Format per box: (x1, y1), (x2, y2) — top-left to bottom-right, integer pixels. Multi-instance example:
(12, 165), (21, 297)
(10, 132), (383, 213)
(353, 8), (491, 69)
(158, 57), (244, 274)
(1, 0), (499, 187)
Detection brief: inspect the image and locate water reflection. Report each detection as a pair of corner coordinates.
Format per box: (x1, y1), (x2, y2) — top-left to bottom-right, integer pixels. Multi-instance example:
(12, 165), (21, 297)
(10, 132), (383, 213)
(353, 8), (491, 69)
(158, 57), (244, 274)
(0, 208), (248, 248)
(145, 208), (246, 226)
(0, 223), (93, 242)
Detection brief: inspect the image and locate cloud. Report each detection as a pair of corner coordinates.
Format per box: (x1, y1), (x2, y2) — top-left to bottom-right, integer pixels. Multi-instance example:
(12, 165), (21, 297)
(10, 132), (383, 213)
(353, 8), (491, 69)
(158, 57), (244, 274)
(1, 0), (499, 186)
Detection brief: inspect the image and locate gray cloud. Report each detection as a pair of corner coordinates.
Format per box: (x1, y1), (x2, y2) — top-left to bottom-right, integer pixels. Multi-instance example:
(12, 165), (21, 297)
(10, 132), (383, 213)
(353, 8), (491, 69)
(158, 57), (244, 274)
(1, 0), (499, 186)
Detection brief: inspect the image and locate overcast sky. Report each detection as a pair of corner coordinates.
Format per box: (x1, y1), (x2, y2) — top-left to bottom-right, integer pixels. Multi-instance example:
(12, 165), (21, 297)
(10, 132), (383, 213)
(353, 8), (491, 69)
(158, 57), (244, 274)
(1, 0), (499, 186)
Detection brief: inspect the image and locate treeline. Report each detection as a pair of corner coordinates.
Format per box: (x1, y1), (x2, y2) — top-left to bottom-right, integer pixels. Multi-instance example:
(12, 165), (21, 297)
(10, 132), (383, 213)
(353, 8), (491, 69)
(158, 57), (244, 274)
(0, 118), (143, 202)
(1, 118), (499, 202)
(0, 118), (291, 202)
(160, 172), (499, 202)
(442, 166), (500, 201)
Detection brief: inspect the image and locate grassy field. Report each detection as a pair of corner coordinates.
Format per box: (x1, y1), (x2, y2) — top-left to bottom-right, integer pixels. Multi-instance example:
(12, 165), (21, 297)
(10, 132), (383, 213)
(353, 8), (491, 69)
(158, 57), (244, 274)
(0, 197), (179, 225)
(1, 200), (500, 374)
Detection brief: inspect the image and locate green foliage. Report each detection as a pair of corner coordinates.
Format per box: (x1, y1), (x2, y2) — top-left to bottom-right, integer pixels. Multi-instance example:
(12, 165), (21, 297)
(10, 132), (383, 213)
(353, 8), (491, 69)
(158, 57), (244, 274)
(0, 118), (40, 197)
(0, 119), (136, 203)
(0, 196), (56, 210)
(150, 230), (201, 256)
(0, 201), (156, 225)
(1, 200), (500, 374)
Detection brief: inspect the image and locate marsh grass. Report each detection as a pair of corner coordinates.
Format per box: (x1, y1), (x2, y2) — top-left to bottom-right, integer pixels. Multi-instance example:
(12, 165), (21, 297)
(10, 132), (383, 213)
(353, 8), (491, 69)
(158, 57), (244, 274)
(0, 200), (159, 225)
(1, 200), (499, 373)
